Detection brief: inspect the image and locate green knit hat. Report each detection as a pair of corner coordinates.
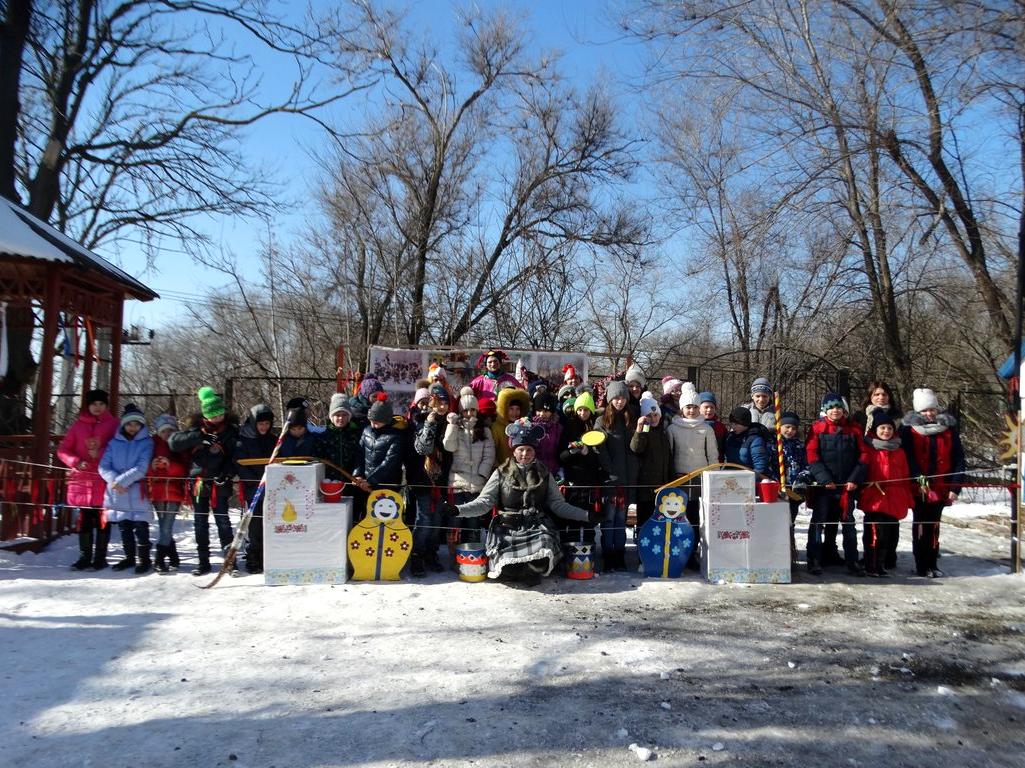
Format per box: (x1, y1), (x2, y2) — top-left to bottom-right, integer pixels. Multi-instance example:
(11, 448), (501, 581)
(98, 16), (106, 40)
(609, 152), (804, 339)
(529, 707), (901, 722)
(573, 391), (596, 414)
(197, 386), (226, 419)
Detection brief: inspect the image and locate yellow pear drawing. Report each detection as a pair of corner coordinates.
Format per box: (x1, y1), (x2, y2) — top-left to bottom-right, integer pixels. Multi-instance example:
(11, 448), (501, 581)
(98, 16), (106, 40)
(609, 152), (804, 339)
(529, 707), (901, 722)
(282, 499), (297, 523)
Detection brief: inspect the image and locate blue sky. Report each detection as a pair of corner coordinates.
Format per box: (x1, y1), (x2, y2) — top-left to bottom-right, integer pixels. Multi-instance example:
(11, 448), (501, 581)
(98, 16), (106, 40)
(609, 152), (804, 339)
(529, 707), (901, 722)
(113, 0), (651, 332)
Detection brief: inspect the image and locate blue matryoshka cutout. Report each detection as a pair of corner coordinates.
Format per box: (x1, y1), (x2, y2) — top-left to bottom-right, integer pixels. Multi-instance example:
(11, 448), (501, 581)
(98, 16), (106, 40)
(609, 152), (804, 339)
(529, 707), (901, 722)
(638, 488), (696, 578)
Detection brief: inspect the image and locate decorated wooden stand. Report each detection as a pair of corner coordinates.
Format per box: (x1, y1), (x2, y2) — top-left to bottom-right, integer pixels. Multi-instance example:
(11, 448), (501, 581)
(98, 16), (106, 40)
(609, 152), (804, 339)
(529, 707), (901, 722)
(263, 462), (352, 585)
(700, 470), (791, 584)
(347, 489), (413, 581)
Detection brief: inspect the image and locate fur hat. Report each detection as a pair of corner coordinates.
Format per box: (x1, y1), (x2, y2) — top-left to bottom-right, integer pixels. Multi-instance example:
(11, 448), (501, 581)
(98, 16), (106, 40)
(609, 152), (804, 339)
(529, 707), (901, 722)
(505, 418), (545, 448)
(750, 377), (773, 396)
(780, 410), (800, 427)
(913, 388), (939, 412)
(625, 363), (646, 386)
(574, 392), (597, 414)
(197, 386), (226, 420)
(728, 406), (752, 427)
(661, 376), (682, 396)
(605, 380), (629, 401)
(698, 391), (717, 406)
(427, 362), (446, 381)
(367, 393), (393, 424)
(154, 413), (178, 434)
(120, 402), (146, 427)
(85, 389), (108, 406)
(639, 391), (661, 420)
(678, 382), (700, 408)
(250, 403), (274, 424)
(358, 374), (384, 400)
(562, 364), (579, 383)
(821, 392), (846, 412)
(458, 386), (478, 413)
(329, 393), (351, 417)
(412, 387), (431, 406)
(575, 382), (593, 396)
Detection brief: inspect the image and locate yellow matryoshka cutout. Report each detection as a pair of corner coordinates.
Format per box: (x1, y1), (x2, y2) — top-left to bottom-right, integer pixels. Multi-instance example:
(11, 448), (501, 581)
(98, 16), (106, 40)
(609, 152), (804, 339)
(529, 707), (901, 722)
(347, 489), (412, 581)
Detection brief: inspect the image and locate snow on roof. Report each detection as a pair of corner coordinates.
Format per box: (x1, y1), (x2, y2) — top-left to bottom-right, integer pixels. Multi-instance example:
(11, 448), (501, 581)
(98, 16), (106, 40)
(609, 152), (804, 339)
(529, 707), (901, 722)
(0, 196), (157, 300)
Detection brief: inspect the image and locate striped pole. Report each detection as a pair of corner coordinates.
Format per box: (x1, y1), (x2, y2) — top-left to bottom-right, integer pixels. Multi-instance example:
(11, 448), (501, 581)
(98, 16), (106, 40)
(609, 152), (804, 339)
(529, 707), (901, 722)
(774, 389), (786, 495)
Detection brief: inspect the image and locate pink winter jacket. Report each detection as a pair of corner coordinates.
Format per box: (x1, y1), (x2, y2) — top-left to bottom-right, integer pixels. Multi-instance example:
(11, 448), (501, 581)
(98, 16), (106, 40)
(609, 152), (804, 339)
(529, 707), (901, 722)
(57, 410), (119, 508)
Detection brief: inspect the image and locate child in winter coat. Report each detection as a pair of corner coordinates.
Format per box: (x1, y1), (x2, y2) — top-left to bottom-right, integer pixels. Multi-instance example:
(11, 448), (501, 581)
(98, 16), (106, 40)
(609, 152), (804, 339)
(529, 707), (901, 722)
(745, 377), (777, 430)
(443, 387), (496, 544)
(805, 393), (869, 576)
(99, 404), (155, 574)
(557, 392), (603, 547)
(859, 412), (915, 577)
(148, 413), (188, 573)
(410, 383), (455, 577)
(58, 388), (119, 570)
(780, 411), (812, 564)
(315, 394), (362, 481)
(629, 392), (672, 534)
(699, 391), (728, 462)
(900, 388), (966, 578)
(233, 403), (277, 575)
(168, 386), (239, 576)
(595, 380), (640, 571)
(531, 390), (563, 478)
(724, 407), (773, 476)
(666, 383), (719, 568)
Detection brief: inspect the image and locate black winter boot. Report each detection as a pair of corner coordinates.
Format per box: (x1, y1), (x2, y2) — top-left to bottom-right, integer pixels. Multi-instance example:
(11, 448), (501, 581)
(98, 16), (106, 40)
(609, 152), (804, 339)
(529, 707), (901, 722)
(155, 545), (169, 573)
(168, 540), (180, 569)
(72, 526), (94, 570)
(135, 544), (152, 575)
(410, 554), (427, 578)
(112, 522), (137, 571)
(92, 525), (111, 570)
(191, 559), (211, 576)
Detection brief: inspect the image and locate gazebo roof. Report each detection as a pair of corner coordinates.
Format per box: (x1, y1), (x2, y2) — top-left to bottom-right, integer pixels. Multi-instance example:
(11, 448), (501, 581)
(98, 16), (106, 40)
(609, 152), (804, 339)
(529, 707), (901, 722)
(0, 197), (157, 301)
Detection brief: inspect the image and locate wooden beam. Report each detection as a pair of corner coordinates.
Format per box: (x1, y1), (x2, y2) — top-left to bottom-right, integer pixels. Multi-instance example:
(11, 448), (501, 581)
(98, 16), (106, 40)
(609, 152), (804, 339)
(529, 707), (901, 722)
(32, 270), (61, 464)
(108, 293), (124, 415)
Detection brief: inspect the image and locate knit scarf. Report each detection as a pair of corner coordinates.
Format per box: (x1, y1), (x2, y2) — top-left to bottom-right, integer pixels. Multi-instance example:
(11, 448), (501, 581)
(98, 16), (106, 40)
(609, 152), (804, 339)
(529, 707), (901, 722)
(870, 437), (902, 450)
(911, 422), (948, 436)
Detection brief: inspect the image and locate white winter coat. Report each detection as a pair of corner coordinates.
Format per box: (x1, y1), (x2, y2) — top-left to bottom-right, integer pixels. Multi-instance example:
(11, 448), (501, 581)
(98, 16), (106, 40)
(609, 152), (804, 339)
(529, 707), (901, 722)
(665, 416), (718, 476)
(443, 419), (496, 493)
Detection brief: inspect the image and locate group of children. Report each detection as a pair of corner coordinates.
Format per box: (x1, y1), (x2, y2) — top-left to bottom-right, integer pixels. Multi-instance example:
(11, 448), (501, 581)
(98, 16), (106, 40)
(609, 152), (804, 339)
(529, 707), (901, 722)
(56, 350), (966, 582)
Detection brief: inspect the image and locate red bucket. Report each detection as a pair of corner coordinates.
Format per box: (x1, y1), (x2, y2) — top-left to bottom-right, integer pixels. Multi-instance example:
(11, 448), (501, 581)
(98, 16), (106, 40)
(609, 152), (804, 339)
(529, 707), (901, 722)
(320, 480), (345, 502)
(758, 480), (780, 503)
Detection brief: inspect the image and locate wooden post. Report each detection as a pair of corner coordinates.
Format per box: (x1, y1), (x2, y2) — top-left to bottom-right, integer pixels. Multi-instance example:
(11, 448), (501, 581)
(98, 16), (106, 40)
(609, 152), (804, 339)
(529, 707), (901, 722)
(31, 270), (61, 465)
(108, 295), (124, 415)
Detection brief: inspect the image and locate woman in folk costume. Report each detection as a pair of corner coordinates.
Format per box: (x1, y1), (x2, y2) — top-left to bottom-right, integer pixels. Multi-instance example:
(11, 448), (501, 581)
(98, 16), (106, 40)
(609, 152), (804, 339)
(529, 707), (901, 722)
(561, 363), (582, 389)
(99, 404), (155, 574)
(446, 419), (592, 585)
(59, 388), (119, 570)
(859, 412), (915, 578)
(900, 388), (965, 578)
(469, 349), (520, 400)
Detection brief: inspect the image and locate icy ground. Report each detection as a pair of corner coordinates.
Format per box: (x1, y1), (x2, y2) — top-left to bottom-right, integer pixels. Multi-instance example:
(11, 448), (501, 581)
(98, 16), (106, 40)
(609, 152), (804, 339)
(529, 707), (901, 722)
(2, 495), (1024, 768)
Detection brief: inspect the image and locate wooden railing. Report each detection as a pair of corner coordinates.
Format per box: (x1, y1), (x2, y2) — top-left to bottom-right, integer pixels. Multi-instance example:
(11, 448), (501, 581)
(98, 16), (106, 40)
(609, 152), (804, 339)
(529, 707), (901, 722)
(0, 435), (72, 551)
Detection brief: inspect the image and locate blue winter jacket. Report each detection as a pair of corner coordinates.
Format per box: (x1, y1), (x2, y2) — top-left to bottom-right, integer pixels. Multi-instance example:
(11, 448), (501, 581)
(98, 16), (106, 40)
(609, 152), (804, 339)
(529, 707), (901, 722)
(724, 425), (774, 477)
(99, 425), (155, 522)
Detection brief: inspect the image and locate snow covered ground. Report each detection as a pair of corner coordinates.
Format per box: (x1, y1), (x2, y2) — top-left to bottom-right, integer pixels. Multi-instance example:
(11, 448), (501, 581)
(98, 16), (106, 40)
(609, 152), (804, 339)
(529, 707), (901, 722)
(2, 498), (1024, 768)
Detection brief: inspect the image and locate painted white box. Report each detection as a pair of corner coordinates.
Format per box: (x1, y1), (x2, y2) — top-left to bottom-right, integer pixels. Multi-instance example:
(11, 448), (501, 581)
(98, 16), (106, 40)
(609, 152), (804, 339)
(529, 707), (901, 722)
(701, 470), (790, 584)
(263, 462), (351, 585)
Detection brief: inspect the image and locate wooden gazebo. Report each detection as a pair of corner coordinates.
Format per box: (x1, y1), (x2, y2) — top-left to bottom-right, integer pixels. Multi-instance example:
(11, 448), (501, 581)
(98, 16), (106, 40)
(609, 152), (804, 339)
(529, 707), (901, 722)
(0, 197), (157, 547)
